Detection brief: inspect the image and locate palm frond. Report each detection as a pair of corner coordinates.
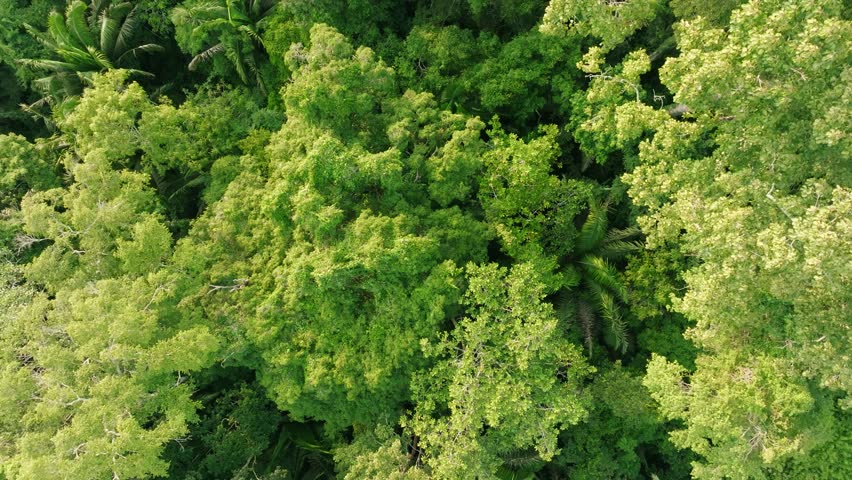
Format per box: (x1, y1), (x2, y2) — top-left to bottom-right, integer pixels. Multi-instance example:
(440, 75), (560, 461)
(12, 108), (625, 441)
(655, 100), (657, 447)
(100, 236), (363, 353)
(16, 58), (80, 73)
(581, 255), (628, 303)
(561, 264), (581, 289)
(88, 0), (110, 28)
(191, 17), (230, 38)
(226, 0), (252, 25)
(98, 10), (121, 58)
(77, 70), (98, 86)
(66, 1), (95, 48)
(245, 53), (266, 94)
(47, 10), (76, 49)
(23, 23), (59, 51)
(114, 43), (163, 66)
(577, 300), (595, 355)
(599, 239), (644, 259)
(223, 41), (248, 83)
(598, 293), (628, 354)
(55, 45), (101, 69)
(238, 24), (264, 47)
(118, 69), (155, 79)
(605, 225), (642, 242)
(113, 4), (140, 57)
(86, 45), (113, 69)
(576, 203), (609, 254)
(188, 42), (225, 70)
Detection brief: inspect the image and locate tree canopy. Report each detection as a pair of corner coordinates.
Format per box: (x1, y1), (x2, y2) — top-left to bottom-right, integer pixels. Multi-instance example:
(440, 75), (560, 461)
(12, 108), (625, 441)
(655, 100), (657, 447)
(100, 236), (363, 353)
(0, 0), (849, 479)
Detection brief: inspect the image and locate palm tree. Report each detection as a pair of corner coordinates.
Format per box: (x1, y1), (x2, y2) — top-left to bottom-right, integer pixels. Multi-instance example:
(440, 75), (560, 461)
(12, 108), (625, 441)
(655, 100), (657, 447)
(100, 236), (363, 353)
(559, 202), (643, 355)
(18, 0), (163, 118)
(171, 0), (278, 93)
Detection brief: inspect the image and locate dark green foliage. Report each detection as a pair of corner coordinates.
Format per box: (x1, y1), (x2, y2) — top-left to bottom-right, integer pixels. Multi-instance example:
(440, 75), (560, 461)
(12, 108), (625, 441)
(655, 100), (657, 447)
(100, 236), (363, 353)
(172, 0), (279, 92)
(18, 0), (164, 120)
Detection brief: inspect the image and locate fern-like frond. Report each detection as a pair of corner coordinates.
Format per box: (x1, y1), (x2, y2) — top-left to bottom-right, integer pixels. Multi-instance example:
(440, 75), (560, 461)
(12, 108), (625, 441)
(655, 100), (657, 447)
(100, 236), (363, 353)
(496, 448), (545, 479)
(55, 45), (100, 69)
(188, 42), (225, 70)
(77, 70), (98, 86)
(245, 53), (266, 94)
(561, 264), (581, 289)
(87, 0), (110, 28)
(576, 203), (608, 254)
(597, 293), (628, 354)
(191, 17), (230, 38)
(66, 1), (96, 49)
(555, 289), (575, 325)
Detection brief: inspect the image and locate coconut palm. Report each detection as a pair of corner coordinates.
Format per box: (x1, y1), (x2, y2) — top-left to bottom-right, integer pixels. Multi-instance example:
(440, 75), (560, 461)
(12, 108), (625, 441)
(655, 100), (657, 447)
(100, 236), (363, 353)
(171, 0), (278, 93)
(18, 0), (163, 118)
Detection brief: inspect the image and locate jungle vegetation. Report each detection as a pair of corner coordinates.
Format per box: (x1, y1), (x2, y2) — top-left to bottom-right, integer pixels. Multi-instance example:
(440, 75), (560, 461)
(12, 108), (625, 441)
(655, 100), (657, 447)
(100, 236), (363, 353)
(0, 0), (849, 479)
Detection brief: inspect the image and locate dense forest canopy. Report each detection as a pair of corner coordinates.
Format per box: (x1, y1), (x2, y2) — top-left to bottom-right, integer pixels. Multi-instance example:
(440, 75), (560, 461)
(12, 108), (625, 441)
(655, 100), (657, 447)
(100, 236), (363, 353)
(0, 0), (849, 479)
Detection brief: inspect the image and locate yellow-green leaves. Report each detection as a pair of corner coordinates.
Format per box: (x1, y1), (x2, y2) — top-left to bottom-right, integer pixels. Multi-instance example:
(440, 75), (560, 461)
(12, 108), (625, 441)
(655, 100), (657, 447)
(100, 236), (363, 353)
(628, 1), (852, 476)
(408, 263), (592, 478)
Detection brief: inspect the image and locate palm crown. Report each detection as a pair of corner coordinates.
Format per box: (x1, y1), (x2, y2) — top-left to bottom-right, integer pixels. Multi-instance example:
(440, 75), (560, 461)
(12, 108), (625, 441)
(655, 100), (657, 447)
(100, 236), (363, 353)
(562, 202), (643, 355)
(19, 0), (163, 116)
(172, 0), (278, 92)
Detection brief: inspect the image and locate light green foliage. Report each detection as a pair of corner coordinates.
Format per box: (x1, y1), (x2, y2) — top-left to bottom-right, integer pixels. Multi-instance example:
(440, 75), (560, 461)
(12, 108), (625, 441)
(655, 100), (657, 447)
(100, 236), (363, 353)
(175, 25), (492, 431)
(407, 262), (592, 479)
(2, 0), (848, 478)
(20, 153), (160, 287)
(625, 0), (852, 477)
(138, 86), (264, 175)
(479, 122), (591, 267)
(554, 365), (690, 480)
(541, 0), (662, 51)
(61, 70), (153, 162)
(334, 425), (429, 480)
(282, 24), (396, 149)
(1, 116), (221, 478)
(570, 48), (666, 167)
(0, 134), (58, 208)
(669, 0), (746, 26)
(60, 70), (271, 221)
